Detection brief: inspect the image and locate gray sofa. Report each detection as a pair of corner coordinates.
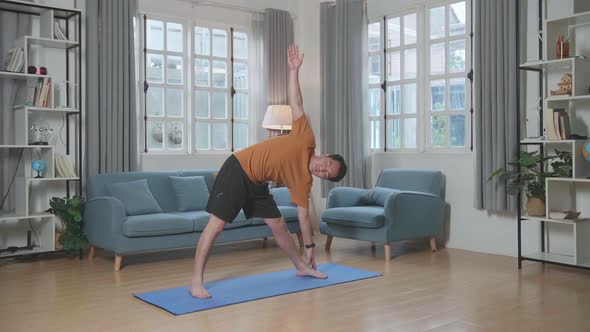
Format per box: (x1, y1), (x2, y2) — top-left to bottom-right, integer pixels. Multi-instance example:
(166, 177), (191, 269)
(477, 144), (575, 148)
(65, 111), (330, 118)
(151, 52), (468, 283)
(84, 170), (301, 271)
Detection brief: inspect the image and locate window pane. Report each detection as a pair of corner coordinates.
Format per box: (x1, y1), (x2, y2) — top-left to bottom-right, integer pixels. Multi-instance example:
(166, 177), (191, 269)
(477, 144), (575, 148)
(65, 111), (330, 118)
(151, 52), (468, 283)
(212, 29), (227, 57)
(368, 55), (381, 84)
(449, 39), (465, 73)
(450, 2), (466, 36)
(147, 87), (163, 116)
(449, 78), (466, 110)
(369, 88), (381, 116)
(368, 22), (381, 52)
(147, 120), (163, 150)
(195, 122), (210, 150)
(450, 115), (465, 147)
(386, 118), (400, 149)
(166, 89), (183, 117)
(233, 31), (248, 59)
(212, 60), (227, 88)
(370, 119), (381, 149)
(194, 26), (210, 55)
(166, 22), (183, 52)
(430, 42), (445, 75)
(194, 90), (209, 118)
(404, 13), (417, 44)
(234, 92), (248, 119)
(233, 122), (248, 150)
(386, 85), (400, 115)
(431, 115), (447, 147)
(430, 6), (445, 39)
(387, 51), (400, 81)
(430, 80), (445, 111)
(166, 55), (183, 84)
(404, 48), (417, 79)
(212, 123), (228, 150)
(233, 62), (248, 89)
(404, 118), (417, 148)
(387, 17), (400, 48)
(403, 83), (416, 114)
(146, 19), (163, 51)
(211, 92), (227, 119)
(195, 58), (210, 87)
(167, 121), (183, 150)
(146, 53), (163, 83)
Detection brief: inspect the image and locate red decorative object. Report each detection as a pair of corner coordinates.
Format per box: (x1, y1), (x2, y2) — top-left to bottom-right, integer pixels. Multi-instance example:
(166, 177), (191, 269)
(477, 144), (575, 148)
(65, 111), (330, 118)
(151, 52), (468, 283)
(27, 65), (36, 74)
(556, 35), (570, 59)
(39, 67), (47, 75)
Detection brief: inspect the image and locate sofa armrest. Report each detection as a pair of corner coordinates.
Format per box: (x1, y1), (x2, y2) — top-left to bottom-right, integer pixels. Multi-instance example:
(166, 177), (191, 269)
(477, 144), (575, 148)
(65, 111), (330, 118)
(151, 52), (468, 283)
(83, 196), (127, 251)
(271, 187), (295, 206)
(383, 191), (444, 241)
(326, 187), (368, 209)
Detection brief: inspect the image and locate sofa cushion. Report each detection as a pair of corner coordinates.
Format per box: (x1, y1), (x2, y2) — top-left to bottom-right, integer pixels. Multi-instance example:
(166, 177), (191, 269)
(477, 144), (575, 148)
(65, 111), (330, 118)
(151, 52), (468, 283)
(251, 206), (299, 225)
(176, 210), (250, 231)
(322, 206), (385, 229)
(169, 176), (209, 212)
(107, 179), (163, 216)
(367, 187), (399, 206)
(122, 213), (193, 237)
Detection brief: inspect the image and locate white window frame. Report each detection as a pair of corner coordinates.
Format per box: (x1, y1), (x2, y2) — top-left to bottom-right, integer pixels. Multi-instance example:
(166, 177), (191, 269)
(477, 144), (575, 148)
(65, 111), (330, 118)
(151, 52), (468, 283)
(425, 0), (471, 152)
(139, 13), (254, 155)
(367, 0), (472, 154)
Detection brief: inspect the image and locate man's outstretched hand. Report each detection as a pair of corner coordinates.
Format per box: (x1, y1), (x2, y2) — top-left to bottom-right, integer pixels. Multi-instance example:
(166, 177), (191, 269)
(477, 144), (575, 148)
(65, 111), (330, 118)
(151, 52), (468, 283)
(288, 44), (304, 71)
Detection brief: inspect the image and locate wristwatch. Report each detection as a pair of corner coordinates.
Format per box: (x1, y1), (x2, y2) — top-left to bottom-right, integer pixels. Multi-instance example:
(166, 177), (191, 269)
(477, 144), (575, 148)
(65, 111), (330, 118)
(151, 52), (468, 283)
(305, 243), (315, 249)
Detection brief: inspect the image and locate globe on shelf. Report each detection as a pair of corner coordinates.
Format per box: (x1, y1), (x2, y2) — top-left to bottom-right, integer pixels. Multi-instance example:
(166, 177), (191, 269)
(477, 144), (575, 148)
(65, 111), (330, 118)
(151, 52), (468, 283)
(32, 159), (46, 178)
(583, 142), (590, 162)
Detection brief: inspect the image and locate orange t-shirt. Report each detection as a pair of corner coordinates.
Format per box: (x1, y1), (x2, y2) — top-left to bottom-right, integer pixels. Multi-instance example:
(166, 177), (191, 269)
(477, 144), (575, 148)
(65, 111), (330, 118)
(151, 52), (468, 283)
(234, 115), (315, 208)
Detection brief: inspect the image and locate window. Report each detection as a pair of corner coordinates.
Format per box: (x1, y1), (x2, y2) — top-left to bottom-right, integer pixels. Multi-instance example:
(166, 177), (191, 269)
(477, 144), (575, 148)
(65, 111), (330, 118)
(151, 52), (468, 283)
(427, 1), (469, 148)
(367, 1), (471, 152)
(142, 16), (250, 153)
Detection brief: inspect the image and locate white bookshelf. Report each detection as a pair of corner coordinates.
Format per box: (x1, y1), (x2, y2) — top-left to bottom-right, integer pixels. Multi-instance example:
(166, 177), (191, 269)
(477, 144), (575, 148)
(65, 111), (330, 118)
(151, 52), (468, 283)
(519, 5), (590, 269)
(0, 0), (82, 258)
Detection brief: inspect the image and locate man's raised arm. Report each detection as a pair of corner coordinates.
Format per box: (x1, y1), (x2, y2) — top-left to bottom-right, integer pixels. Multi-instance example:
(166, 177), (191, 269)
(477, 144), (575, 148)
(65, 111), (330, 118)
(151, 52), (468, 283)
(287, 44), (305, 121)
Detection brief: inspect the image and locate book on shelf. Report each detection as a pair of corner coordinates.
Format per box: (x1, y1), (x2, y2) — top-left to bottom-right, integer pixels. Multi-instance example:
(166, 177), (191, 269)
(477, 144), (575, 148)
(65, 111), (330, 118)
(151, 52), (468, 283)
(2, 48), (24, 72)
(54, 22), (68, 41)
(55, 154), (77, 178)
(544, 108), (571, 141)
(24, 78), (51, 107)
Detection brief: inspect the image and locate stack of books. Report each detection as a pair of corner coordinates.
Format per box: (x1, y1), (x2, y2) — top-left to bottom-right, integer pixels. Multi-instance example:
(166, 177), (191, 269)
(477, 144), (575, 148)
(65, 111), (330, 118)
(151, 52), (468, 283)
(544, 108), (571, 140)
(2, 48), (25, 72)
(25, 78), (52, 107)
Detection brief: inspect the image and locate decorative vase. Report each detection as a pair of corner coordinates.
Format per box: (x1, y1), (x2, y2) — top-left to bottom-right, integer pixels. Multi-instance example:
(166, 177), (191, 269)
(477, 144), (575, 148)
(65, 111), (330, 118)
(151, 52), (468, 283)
(526, 198), (546, 217)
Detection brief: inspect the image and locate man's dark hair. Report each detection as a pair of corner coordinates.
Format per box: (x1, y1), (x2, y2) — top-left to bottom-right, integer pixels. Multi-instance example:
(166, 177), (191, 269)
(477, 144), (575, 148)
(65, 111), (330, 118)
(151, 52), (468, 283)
(328, 154), (347, 182)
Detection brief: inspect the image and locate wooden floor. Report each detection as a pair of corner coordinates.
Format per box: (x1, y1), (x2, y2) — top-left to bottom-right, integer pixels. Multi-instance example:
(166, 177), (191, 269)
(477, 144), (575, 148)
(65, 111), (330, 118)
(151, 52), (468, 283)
(2, 236), (590, 332)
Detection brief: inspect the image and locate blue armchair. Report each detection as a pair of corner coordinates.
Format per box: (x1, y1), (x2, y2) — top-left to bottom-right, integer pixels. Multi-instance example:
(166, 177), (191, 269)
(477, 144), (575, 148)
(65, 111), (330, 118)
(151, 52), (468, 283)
(320, 169), (445, 260)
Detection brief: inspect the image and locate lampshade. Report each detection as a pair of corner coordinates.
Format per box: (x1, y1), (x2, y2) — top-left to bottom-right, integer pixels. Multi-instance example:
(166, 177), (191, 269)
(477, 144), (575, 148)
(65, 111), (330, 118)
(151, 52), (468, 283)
(262, 105), (292, 130)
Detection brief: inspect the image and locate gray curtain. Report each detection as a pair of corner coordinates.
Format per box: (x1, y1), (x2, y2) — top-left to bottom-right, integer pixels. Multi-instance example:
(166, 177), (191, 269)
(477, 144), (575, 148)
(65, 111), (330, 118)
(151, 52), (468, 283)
(320, 0), (366, 196)
(86, 0), (138, 177)
(260, 8), (293, 140)
(0, 13), (30, 212)
(474, 0), (519, 211)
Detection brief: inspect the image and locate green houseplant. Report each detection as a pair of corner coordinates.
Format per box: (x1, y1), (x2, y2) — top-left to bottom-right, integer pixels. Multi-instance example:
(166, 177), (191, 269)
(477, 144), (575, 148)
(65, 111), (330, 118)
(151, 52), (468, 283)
(46, 195), (88, 251)
(489, 150), (572, 216)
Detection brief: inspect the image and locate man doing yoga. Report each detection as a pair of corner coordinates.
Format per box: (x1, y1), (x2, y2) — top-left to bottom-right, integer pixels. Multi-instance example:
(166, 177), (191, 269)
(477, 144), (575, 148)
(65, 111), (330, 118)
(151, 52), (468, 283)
(190, 44), (348, 298)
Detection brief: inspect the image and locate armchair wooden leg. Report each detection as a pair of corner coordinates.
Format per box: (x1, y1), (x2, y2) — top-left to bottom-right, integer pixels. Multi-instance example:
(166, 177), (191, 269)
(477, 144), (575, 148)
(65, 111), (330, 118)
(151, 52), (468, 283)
(296, 232), (304, 248)
(325, 236), (333, 251)
(384, 243), (391, 261)
(430, 236), (437, 252)
(114, 255), (123, 272)
(87, 245), (95, 260)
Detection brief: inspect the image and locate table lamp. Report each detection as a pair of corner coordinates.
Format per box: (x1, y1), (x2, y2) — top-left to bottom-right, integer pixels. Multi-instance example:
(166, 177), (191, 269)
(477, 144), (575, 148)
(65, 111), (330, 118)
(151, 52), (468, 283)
(262, 105), (292, 136)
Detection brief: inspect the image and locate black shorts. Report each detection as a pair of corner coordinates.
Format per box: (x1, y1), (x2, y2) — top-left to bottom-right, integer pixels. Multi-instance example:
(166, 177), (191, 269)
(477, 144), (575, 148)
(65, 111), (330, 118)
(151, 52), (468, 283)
(206, 155), (281, 223)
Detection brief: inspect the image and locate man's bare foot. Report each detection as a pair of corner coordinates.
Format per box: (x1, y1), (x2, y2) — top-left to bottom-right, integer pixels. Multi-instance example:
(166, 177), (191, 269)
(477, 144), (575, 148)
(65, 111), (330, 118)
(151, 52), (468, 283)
(190, 280), (211, 298)
(296, 267), (328, 279)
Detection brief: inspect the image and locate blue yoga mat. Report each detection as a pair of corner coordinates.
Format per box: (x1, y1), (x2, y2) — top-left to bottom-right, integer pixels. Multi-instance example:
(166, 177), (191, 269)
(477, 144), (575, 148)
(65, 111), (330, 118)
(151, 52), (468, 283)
(134, 263), (381, 315)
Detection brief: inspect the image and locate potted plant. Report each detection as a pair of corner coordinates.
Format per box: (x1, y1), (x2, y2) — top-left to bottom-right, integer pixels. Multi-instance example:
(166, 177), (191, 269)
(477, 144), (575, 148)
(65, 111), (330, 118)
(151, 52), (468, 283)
(489, 150), (572, 216)
(46, 195), (88, 252)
